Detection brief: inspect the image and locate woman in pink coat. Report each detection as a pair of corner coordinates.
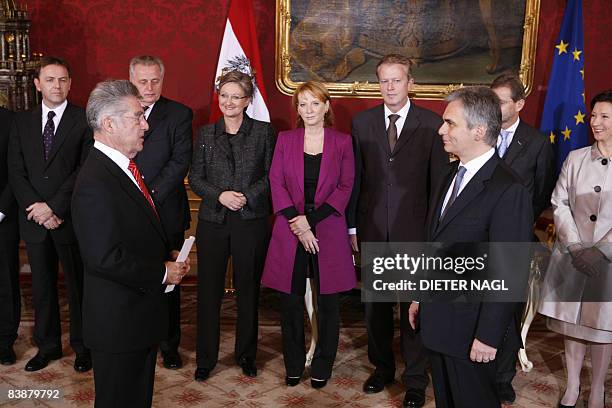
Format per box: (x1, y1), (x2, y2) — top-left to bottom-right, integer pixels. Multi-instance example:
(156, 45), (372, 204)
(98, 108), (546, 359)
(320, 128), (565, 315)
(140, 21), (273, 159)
(262, 81), (355, 388)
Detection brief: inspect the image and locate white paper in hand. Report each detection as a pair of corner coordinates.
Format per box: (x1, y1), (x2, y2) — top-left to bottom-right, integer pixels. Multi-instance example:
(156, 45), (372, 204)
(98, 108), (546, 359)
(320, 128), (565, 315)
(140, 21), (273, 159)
(165, 236), (195, 293)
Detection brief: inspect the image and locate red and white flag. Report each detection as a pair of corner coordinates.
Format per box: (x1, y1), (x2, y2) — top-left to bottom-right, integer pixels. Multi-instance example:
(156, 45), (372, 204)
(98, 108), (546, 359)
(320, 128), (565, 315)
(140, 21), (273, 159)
(210, 0), (270, 123)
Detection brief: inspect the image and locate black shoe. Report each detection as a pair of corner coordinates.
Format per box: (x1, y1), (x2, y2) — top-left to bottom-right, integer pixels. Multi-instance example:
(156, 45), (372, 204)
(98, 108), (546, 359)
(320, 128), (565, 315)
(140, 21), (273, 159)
(238, 358), (257, 377)
(558, 386), (580, 408)
(24, 351), (62, 372)
(194, 367), (211, 382)
(363, 372), (394, 394)
(311, 378), (328, 389)
(403, 388), (426, 408)
(286, 376), (301, 387)
(162, 350), (183, 369)
(74, 353), (92, 372)
(496, 382), (516, 404)
(0, 346), (16, 365)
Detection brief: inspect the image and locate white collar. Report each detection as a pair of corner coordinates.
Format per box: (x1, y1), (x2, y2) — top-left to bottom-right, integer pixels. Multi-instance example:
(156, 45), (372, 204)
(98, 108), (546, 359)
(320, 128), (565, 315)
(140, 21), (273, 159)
(42, 100), (68, 120)
(459, 147), (496, 173)
(384, 99), (411, 119)
(94, 140), (130, 170)
(503, 117), (520, 133)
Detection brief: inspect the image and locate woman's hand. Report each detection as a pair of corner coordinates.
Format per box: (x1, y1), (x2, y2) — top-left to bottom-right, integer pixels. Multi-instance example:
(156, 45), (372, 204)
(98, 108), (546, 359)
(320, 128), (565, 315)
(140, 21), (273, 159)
(572, 246), (607, 277)
(289, 215), (310, 236)
(298, 230), (319, 254)
(219, 191), (246, 211)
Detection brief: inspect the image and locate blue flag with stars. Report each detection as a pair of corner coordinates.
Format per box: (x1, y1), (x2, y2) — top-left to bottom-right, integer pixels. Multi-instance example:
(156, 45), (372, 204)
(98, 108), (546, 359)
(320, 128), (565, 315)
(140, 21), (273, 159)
(540, 0), (588, 173)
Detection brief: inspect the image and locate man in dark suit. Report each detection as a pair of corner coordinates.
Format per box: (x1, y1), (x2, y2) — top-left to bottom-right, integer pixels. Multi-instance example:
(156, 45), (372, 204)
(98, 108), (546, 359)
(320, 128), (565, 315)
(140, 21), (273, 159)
(347, 54), (448, 407)
(129, 55), (193, 370)
(0, 107), (19, 365)
(71, 80), (189, 408)
(409, 86), (533, 407)
(490, 73), (556, 404)
(8, 57), (93, 372)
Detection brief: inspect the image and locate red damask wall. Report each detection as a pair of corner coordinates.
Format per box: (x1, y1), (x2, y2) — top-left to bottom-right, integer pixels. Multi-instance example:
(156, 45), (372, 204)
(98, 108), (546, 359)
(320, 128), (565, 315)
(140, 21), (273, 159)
(27, 0), (610, 134)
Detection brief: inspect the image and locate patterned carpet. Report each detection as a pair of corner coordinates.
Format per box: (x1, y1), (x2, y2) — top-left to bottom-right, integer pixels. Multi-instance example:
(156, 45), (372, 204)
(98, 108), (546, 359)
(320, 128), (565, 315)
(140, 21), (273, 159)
(0, 283), (610, 407)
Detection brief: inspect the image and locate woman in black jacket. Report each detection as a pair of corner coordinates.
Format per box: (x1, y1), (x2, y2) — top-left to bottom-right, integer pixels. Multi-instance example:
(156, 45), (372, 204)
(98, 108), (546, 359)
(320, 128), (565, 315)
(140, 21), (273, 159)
(189, 70), (275, 382)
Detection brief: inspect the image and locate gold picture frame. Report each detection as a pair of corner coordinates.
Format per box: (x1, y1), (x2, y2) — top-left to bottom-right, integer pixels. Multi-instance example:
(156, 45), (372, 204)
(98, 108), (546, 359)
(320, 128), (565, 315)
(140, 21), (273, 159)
(276, 0), (540, 99)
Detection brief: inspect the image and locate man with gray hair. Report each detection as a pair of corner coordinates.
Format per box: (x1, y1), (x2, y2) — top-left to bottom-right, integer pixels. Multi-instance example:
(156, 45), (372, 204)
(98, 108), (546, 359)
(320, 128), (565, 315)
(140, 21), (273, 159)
(71, 79), (189, 407)
(408, 86), (533, 406)
(129, 55), (193, 370)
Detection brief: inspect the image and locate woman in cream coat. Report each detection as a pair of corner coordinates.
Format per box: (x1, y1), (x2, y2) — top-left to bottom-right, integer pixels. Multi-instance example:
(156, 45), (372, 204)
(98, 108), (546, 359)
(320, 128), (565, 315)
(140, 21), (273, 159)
(539, 90), (612, 408)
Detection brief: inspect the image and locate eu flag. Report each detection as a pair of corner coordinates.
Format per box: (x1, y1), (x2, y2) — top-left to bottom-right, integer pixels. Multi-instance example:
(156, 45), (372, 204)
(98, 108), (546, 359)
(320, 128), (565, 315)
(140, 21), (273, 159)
(540, 0), (588, 173)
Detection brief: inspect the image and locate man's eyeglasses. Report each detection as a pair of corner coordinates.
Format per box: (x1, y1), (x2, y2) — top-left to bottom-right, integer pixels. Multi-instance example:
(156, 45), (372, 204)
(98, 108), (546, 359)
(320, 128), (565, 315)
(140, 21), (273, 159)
(120, 112), (147, 123)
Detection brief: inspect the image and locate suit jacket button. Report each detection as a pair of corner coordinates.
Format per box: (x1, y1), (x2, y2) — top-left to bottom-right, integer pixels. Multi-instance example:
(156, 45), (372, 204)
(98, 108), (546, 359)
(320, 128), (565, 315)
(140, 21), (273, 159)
(389, 157), (394, 162)
(590, 214), (597, 222)
(594, 186), (602, 193)
(43, 176), (49, 180)
(602, 159), (609, 165)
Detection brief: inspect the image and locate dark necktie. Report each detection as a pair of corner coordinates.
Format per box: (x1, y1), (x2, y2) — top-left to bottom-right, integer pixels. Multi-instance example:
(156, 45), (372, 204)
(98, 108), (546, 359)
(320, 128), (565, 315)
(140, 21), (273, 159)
(387, 114), (400, 152)
(440, 165), (466, 220)
(127, 159), (158, 217)
(42, 111), (56, 160)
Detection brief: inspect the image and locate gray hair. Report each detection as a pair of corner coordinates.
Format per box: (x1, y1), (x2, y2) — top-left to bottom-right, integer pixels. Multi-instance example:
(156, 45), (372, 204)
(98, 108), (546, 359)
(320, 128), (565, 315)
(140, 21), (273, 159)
(129, 55), (165, 78)
(86, 80), (140, 131)
(446, 86), (501, 146)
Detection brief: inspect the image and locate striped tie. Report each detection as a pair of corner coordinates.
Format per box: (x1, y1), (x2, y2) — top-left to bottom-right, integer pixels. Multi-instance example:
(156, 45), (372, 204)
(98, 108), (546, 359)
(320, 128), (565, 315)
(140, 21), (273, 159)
(127, 159), (158, 217)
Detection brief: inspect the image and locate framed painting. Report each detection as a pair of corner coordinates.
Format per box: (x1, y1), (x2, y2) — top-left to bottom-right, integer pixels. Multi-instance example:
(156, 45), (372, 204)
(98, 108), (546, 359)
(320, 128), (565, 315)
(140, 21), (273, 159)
(276, 0), (540, 99)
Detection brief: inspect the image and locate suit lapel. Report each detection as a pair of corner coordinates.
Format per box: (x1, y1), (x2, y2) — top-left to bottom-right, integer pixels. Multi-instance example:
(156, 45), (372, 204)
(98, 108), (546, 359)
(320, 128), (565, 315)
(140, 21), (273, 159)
(45, 104), (76, 168)
(434, 155), (499, 237)
(428, 161), (456, 238)
(392, 104), (420, 155)
(371, 105), (390, 155)
(503, 122), (527, 165)
(293, 128), (305, 196)
(94, 149), (166, 242)
(314, 128), (332, 200)
(144, 97), (167, 140)
(28, 106), (45, 164)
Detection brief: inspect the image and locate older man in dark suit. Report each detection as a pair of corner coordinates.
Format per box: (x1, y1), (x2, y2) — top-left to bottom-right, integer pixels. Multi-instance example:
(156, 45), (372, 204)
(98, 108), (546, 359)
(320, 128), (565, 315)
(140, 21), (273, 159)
(0, 107), (18, 365)
(346, 54), (448, 407)
(409, 86), (533, 407)
(490, 73), (556, 404)
(8, 57), (92, 372)
(129, 55), (193, 370)
(72, 80), (189, 408)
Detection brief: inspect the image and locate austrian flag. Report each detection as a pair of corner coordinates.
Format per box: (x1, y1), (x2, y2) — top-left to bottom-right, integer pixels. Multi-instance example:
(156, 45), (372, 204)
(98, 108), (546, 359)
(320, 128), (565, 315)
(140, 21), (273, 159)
(210, 0), (270, 123)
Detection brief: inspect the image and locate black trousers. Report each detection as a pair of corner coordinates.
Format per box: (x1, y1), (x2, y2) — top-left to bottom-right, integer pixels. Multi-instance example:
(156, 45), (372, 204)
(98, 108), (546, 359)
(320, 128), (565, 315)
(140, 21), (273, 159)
(495, 303), (525, 384)
(195, 214), (268, 370)
(428, 349), (499, 408)
(365, 301), (429, 389)
(92, 346), (157, 408)
(0, 218), (20, 348)
(280, 291), (339, 379)
(159, 231), (184, 353)
(25, 234), (86, 355)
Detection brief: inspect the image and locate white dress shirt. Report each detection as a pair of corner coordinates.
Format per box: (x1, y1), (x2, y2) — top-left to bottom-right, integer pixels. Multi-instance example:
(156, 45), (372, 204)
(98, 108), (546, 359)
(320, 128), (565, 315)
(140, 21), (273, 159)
(93, 140), (171, 288)
(384, 99), (411, 138)
(41, 100), (68, 133)
(440, 148), (496, 215)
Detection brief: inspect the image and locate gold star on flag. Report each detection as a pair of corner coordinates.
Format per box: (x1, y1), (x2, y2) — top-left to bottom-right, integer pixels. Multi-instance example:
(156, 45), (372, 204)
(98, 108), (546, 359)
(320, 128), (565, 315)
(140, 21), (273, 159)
(561, 126), (572, 140)
(572, 48), (582, 61)
(580, 69), (584, 79)
(549, 131), (556, 144)
(555, 40), (569, 55)
(574, 110), (585, 125)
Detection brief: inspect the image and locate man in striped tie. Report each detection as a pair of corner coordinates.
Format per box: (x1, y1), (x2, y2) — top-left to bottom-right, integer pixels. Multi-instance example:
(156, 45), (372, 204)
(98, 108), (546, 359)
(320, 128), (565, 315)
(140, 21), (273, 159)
(71, 80), (189, 408)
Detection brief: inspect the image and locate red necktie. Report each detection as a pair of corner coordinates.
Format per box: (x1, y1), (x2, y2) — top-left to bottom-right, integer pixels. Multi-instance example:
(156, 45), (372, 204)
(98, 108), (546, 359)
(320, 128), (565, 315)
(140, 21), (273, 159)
(127, 159), (158, 217)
